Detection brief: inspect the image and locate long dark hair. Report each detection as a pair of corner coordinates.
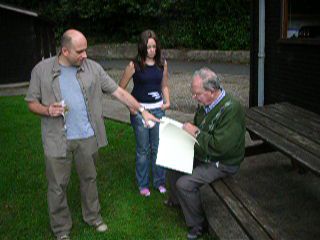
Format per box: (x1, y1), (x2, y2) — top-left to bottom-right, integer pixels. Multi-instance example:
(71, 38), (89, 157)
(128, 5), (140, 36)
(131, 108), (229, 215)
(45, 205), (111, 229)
(134, 29), (164, 70)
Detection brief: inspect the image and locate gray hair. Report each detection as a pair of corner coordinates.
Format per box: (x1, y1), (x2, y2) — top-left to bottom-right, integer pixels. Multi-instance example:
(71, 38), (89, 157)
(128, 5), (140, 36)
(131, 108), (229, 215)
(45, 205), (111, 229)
(193, 67), (221, 91)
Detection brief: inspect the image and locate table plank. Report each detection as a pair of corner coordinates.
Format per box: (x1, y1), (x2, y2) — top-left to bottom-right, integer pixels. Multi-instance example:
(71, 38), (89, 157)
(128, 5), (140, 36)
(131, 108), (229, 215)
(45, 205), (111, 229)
(223, 178), (287, 240)
(246, 117), (320, 175)
(250, 107), (320, 145)
(200, 184), (250, 240)
(272, 102), (320, 124)
(212, 181), (272, 240)
(246, 110), (320, 158)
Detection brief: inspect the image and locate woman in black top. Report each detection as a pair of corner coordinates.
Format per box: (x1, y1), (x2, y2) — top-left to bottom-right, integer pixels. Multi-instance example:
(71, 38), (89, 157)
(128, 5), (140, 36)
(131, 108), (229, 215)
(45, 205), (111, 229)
(119, 30), (170, 197)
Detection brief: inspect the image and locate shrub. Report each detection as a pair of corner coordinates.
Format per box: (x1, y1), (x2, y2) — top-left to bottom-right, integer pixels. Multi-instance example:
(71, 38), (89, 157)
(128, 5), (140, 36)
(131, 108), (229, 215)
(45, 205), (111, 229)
(2, 0), (250, 50)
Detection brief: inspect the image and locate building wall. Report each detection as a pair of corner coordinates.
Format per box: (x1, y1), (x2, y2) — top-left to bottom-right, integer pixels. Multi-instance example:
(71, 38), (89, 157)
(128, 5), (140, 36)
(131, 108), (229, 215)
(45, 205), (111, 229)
(249, 0), (259, 107)
(251, 0), (320, 114)
(0, 7), (55, 85)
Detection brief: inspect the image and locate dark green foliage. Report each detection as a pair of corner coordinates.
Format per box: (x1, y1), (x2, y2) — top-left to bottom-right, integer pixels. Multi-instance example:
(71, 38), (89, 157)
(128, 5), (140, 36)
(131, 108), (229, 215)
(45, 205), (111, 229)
(1, 0), (250, 50)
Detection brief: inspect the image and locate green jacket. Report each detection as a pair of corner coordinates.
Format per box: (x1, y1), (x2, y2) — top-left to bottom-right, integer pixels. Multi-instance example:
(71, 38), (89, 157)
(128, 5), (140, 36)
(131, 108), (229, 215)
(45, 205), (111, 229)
(194, 93), (245, 166)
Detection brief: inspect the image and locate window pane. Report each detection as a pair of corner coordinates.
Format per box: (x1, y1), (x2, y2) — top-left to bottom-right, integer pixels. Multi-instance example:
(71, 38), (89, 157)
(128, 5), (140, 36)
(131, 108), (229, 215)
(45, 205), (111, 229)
(283, 0), (320, 39)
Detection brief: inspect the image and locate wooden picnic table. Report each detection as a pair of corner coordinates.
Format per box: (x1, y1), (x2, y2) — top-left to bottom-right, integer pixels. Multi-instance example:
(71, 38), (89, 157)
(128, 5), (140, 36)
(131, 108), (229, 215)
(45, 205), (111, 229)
(245, 102), (320, 176)
(201, 102), (320, 240)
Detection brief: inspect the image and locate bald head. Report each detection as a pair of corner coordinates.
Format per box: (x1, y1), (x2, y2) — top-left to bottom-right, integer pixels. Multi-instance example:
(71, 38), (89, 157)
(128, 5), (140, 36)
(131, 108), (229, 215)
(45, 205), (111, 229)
(59, 29), (88, 67)
(60, 29), (86, 49)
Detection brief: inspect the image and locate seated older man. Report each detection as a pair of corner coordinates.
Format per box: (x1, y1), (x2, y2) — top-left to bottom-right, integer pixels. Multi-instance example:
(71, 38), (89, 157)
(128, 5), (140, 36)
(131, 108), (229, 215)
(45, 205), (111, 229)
(165, 67), (245, 240)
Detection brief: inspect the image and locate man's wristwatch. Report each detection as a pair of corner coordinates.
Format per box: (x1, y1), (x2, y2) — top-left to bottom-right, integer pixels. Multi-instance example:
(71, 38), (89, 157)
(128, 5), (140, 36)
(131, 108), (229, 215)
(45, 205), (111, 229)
(138, 106), (145, 114)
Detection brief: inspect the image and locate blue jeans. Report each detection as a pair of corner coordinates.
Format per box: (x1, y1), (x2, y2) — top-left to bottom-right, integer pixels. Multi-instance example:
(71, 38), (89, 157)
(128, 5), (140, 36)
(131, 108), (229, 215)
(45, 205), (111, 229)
(130, 108), (166, 189)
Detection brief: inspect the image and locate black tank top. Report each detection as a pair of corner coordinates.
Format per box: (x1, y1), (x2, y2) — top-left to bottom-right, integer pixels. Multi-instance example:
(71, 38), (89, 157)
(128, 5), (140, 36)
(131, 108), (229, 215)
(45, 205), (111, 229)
(131, 64), (163, 103)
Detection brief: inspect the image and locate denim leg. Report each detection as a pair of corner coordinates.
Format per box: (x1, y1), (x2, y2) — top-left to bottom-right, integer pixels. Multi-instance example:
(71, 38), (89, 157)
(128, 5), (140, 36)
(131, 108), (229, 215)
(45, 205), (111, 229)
(131, 113), (150, 189)
(149, 108), (166, 188)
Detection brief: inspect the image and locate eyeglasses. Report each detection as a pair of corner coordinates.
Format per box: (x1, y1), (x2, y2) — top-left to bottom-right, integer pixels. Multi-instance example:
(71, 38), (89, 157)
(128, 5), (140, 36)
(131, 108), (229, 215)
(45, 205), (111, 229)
(192, 91), (206, 98)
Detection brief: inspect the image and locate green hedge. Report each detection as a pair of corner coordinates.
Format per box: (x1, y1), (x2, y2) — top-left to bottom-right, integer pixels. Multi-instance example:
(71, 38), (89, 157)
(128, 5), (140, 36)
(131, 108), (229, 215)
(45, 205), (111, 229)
(3, 0), (250, 50)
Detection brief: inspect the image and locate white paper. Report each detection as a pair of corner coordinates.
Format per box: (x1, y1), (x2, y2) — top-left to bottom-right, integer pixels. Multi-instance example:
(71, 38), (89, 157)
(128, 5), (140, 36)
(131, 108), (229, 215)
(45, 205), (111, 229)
(156, 117), (198, 174)
(60, 100), (67, 118)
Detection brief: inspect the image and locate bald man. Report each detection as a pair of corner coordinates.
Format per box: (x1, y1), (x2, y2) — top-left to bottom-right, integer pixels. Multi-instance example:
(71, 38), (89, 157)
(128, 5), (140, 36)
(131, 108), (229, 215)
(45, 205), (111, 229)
(25, 29), (158, 240)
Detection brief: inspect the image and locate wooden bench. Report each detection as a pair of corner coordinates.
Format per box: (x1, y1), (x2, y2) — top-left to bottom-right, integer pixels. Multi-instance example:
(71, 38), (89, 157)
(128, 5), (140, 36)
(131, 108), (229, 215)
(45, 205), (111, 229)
(245, 102), (320, 176)
(200, 177), (286, 240)
(200, 102), (320, 239)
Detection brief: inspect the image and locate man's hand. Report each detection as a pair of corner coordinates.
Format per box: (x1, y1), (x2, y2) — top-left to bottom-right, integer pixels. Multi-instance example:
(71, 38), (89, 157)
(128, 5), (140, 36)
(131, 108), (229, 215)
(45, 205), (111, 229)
(48, 102), (64, 117)
(141, 110), (160, 127)
(183, 122), (200, 137)
(111, 87), (160, 125)
(28, 101), (64, 117)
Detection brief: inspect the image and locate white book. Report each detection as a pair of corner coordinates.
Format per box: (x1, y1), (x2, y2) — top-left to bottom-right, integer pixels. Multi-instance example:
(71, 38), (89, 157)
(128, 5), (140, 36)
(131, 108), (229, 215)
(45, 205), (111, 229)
(156, 117), (198, 174)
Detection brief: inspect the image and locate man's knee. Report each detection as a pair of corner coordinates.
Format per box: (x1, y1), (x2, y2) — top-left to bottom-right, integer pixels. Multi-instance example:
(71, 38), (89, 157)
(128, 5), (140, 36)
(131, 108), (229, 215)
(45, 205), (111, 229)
(176, 176), (195, 192)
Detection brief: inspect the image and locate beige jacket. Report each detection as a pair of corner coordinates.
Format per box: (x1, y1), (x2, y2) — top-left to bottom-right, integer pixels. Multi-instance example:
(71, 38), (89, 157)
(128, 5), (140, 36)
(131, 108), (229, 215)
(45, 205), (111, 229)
(25, 56), (118, 157)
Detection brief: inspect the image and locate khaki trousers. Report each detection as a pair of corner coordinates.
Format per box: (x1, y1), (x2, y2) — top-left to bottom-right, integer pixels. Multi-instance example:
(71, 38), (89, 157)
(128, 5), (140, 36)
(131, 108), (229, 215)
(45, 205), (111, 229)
(45, 136), (102, 237)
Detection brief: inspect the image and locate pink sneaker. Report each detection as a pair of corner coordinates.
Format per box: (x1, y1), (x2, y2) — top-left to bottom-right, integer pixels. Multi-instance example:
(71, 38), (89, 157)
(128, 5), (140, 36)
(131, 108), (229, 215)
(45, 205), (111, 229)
(140, 188), (151, 197)
(158, 186), (167, 194)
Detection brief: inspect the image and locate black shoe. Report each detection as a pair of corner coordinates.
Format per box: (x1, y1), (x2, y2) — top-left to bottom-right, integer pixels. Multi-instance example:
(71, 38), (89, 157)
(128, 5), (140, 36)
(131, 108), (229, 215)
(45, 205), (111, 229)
(164, 199), (179, 208)
(187, 226), (204, 240)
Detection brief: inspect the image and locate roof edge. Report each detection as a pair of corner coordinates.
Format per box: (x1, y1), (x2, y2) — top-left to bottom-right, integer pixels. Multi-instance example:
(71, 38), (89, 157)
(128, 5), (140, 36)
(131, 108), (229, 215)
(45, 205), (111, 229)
(0, 3), (38, 17)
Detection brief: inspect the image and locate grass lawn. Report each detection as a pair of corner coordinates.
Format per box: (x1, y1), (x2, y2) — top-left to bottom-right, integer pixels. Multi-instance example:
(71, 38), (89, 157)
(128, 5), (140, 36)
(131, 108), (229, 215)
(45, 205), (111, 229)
(0, 96), (214, 240)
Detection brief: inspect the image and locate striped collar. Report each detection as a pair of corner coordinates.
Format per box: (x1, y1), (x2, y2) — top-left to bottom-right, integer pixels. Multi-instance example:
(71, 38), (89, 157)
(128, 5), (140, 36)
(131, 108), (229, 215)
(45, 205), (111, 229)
(204, 89), (225, 114)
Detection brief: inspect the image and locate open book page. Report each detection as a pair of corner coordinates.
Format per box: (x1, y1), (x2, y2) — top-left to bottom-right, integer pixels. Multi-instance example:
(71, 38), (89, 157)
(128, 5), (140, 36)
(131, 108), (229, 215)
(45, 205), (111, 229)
(156, 117), (197, 174)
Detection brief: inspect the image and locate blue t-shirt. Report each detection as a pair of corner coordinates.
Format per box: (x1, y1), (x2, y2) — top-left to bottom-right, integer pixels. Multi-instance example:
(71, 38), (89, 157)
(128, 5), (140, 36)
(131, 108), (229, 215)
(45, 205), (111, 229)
(131, 64), (163, 103)
(59, 65), (94, 140)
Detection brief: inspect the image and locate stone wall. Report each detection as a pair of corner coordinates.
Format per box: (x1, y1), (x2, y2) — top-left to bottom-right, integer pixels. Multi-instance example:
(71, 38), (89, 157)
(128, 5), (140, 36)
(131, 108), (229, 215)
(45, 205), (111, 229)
(87, 43), (249, 64)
